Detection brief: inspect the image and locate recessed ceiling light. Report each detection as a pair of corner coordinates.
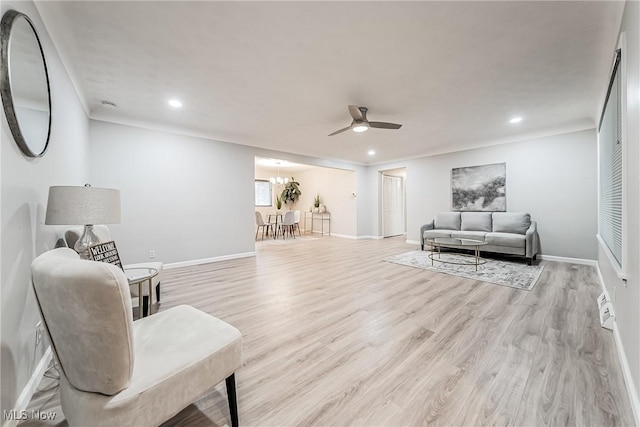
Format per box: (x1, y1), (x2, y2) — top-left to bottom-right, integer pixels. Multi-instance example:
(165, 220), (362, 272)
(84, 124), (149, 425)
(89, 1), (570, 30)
(368, 150), (376, 156)
(168, 99), (183, 108)
(509, 117), (523, 124)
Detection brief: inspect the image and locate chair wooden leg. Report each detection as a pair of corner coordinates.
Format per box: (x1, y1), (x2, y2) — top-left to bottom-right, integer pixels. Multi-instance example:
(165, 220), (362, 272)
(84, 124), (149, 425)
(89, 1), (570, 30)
(255, 226), (259, 241)
(226, 374), (239, 427)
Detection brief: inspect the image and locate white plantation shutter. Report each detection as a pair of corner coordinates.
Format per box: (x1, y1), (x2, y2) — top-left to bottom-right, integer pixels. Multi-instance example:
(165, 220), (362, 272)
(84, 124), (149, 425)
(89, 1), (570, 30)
(598, 49), (622, 266)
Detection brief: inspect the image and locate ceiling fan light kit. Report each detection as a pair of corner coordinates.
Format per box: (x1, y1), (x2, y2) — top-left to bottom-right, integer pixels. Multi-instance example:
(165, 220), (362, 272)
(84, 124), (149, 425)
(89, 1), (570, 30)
(329, 105), (402, 136)
(351, 123), (369, 133)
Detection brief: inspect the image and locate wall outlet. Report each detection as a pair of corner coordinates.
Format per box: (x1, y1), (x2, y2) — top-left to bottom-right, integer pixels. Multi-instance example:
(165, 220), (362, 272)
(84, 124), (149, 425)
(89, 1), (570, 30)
(35, 321), (43, 347)
(149, 250), (156, 259)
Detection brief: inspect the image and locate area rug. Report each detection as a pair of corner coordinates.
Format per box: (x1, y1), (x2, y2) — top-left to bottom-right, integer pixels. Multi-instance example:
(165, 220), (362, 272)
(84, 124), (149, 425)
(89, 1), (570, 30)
(383, 250), (544, 290)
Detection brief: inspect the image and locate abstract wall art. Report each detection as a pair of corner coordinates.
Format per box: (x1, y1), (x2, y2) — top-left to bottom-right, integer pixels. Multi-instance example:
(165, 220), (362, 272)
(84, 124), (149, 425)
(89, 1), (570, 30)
(451, 163), (506, 211)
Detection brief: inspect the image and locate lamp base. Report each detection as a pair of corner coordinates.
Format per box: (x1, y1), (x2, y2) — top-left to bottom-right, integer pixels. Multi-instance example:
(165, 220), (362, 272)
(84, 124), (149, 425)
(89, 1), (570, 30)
(74, 225), (100, 260)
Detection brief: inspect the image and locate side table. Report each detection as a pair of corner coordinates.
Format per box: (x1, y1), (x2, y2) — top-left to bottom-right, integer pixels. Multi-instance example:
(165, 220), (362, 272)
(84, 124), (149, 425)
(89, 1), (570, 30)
(124, 267), (158, 319)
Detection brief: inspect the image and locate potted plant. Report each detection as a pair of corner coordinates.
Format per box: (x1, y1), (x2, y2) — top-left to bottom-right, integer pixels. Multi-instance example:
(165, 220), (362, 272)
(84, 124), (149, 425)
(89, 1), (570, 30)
(275, 195), (283, 211)
(281, 177), (301, 208)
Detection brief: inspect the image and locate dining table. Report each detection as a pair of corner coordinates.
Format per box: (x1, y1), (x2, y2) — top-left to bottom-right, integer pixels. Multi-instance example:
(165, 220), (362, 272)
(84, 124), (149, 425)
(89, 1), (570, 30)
(267, 212), (283, 238)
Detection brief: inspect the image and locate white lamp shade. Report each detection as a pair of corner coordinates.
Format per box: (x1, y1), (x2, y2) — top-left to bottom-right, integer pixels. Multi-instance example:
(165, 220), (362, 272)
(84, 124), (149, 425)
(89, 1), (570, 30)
(45, 186), (121, 225)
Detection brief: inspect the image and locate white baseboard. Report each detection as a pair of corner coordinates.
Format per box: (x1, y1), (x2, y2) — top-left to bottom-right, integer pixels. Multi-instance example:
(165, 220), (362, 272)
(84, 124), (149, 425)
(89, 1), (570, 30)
(331, 234), (391, 240)
(613, 321), (640, 426)
(330, 233), (357, 239)
(3, 347), (53, 427)
(164, 251), (256, 270)
(406, 239), (420, 245)
(538, 254), (597, 266)
(595, 263), (640, 426)
(596, 263), (608, 298)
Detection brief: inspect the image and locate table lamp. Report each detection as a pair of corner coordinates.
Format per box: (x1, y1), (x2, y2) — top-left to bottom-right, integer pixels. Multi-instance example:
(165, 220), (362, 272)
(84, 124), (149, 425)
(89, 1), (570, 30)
(45, 184), (121, 259)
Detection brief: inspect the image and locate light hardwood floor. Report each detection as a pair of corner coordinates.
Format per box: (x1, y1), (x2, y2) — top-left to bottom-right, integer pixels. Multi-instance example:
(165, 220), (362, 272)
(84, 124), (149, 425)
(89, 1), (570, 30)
(22, 236), (634, 426)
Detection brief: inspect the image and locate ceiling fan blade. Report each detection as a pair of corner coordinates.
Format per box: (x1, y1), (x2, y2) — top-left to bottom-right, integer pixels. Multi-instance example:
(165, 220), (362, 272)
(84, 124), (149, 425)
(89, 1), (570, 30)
(348, 105), (364, 121)
(328, 126), (351, 136)
(370, 121), (402, 130)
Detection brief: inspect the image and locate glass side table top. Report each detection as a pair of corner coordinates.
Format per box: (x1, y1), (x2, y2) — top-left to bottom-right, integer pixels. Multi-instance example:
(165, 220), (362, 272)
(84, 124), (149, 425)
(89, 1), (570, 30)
(425, 237), (487, 247)
(123, 267), (158, 284)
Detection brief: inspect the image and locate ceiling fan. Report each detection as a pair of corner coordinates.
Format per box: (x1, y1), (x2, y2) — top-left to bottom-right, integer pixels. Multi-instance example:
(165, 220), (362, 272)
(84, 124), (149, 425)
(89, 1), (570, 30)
(328, 105), (402, 136)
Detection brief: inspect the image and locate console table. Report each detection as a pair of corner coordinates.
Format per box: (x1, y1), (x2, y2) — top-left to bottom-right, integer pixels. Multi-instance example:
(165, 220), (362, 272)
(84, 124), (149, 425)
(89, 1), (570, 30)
(304, 212), (331, 236)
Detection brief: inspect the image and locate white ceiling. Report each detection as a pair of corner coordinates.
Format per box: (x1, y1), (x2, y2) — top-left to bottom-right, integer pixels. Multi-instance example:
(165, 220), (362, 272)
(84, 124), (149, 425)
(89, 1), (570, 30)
(255, 157), (312, 173)
(36, 1), (624, 165)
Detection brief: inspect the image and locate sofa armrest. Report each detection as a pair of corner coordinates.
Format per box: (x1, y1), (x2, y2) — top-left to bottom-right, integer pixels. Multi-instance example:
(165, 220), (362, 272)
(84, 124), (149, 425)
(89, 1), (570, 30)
(420, 221), (434, 249)
(525, 220), (539, 259)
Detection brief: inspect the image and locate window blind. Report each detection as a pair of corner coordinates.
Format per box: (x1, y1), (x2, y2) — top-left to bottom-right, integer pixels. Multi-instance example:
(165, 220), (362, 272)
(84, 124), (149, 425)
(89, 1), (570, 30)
(598, 49), (622, 266)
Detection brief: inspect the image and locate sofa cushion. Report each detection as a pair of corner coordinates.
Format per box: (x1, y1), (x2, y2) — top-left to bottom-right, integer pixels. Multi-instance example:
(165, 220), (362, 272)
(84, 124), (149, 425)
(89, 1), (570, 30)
(492, 212), (531, 235)
(435, 212), (461, 230)
(461, 212), (492, 232)
(485, 232), (526, 248)
(451, 230), (487, 241)
(424, 229), (452, 239)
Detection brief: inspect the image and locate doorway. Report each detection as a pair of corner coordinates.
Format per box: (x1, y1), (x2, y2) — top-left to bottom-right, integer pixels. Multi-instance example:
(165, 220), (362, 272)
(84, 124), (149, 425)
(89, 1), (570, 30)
(381, 168), (406, 238)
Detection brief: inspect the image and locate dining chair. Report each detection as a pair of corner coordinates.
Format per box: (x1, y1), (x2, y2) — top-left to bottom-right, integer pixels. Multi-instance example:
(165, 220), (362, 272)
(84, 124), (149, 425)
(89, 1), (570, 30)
(293, 210), (302, 236)
(65, 226), (163, 317)
(31, 248), (242, 427)
(254, 211), (273, 240)
(279, 211), (296, 239)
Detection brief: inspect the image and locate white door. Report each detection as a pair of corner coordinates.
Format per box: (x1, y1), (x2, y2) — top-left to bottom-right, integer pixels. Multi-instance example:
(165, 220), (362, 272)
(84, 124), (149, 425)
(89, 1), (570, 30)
(382, 174), (405, 237)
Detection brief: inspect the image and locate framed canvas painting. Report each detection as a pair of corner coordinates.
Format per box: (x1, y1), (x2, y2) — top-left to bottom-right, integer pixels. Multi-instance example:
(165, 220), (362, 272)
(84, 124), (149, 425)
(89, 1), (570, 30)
(451, 163), (506, 211)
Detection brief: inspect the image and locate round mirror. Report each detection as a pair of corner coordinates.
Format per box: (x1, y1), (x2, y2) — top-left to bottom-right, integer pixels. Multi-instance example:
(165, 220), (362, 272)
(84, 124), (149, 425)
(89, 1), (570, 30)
(1, 10), (51, 158)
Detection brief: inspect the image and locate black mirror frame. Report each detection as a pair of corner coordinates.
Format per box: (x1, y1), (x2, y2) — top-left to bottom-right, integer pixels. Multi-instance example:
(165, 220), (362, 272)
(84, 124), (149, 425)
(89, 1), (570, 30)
(0, 9), (52, 158)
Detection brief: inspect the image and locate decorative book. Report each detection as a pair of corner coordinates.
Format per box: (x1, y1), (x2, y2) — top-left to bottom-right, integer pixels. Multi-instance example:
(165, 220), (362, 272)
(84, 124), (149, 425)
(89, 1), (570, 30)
(88, 241), (123, 270)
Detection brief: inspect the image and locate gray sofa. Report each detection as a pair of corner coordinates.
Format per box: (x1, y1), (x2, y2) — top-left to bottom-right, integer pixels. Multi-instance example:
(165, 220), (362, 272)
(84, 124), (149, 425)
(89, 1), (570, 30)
(420, 212), (539, 264)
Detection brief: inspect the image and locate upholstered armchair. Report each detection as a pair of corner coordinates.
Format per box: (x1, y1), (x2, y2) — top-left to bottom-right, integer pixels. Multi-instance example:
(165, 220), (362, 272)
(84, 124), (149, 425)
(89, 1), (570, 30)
(31, 248), (242, 426)
(65, 225), (162, 316)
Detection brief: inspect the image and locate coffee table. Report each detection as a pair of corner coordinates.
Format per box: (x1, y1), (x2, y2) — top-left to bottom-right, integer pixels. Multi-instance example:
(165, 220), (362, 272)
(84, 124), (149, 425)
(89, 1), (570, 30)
(425, 237), (488, 271)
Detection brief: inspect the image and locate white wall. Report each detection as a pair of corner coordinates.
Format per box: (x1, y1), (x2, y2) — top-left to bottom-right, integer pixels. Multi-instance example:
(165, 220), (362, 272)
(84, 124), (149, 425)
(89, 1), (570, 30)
(294, 167), (357, 236)
(598, 0), (640, 418)
(1, 0), (90, 415)
(88, 120), (257, 264)
(254, 164), (356, 237)
(368, 129), (598, 259)
(249, 148), (371, 237)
